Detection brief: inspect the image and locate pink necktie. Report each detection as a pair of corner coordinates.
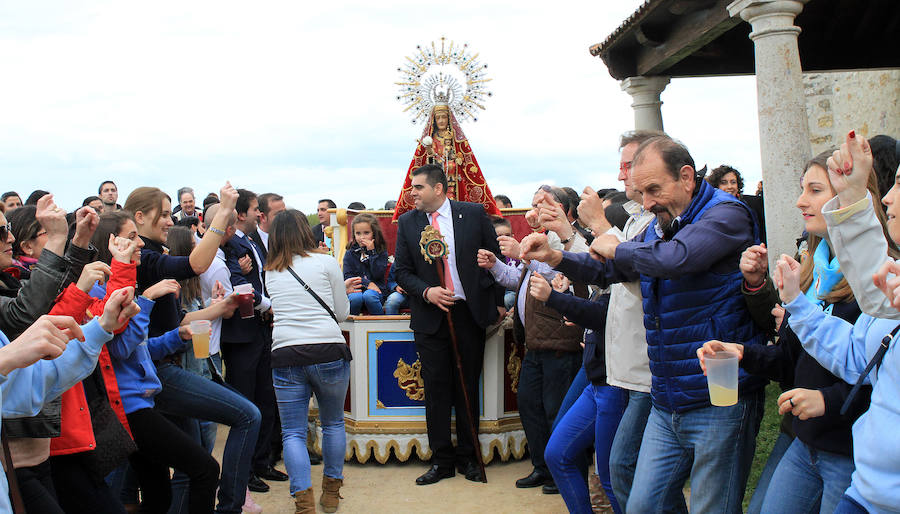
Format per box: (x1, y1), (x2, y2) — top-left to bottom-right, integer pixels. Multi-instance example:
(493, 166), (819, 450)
(431, 212), (454, 293)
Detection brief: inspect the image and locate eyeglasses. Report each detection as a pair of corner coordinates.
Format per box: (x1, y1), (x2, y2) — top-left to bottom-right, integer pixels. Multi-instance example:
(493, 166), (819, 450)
(619, 161), (633, 173)
(0, 223), (11, 241)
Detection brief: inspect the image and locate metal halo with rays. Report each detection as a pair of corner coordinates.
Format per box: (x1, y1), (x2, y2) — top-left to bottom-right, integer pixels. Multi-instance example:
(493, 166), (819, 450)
(395, 37), (493, 124)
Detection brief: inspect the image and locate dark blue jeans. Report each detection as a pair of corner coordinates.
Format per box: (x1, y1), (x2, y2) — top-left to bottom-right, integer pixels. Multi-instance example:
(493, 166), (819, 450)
(759, 438), (855, 514)
(833, 494), (869, 514)
(154, 362), (261, 514)
(545, 384), (627, 514)
(518, 349), (581, 475)
(609, 390), (652, 510)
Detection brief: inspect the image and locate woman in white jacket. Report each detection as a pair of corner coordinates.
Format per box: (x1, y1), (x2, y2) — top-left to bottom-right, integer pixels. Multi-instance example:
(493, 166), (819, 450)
(265, 209), (350, 514)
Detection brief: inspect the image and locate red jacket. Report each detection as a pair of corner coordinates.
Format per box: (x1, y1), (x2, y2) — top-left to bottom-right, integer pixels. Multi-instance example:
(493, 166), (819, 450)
(49, 260), (136, 456)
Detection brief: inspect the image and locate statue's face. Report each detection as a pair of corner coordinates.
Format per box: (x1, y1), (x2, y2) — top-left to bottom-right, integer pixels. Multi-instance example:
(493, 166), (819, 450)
(435, 112), (449, 131)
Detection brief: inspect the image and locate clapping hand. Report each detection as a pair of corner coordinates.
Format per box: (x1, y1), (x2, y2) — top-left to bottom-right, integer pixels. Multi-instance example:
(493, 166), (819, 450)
(740, 244), (768, 287)
(774, 254), (802, 304)
(72, 206), (100, 249)
(109, 234), (140, 264)
(826, 130), (873, 208)
(551, 273), (570, 293)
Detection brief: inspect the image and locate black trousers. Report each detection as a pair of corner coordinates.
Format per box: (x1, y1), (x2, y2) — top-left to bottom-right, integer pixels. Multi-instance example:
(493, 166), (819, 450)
(15, 459), (64, 514)
(126, 408), (219, 514)
(414, 301), (486, 468)
(221, 327), (276, 475)
(49, 453), (127, 514)
(517, 348), (582, 474)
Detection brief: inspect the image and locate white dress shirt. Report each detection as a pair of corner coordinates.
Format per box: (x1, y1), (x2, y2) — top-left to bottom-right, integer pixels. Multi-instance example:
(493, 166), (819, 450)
(431, 198), (465, 300)
(257, 227), (269, 251)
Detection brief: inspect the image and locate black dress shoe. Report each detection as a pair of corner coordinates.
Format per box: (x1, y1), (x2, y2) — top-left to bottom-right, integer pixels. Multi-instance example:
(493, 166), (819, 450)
(308, 451), (322, 465)
(247, 474), (270, 493)
(415, 465), (455, 485)
(456, 460), (484, 482)
(542, 481), (559, 495)
(515, 469), (550, 488)
(256, 466), (289, 482)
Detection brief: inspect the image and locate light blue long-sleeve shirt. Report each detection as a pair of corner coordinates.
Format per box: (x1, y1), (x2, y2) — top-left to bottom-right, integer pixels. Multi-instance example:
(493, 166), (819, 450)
(785, 293), (900, 513)
(0, 318), (113, 513)
(489, 258), (557, 326)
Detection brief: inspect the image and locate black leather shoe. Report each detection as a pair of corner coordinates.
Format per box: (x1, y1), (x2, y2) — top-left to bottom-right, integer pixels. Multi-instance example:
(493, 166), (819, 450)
(247, 474), (269, 493)
(542, 481), (559, 495)
(256, 466), (289, 482)
(515, 469), (550, 488)
(308, 451), (322, 465)
(415, 465), (455, 485)
(456, 460), (484, 482)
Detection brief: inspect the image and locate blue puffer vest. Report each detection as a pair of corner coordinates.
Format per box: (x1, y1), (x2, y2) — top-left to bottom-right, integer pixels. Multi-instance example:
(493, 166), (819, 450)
(640, 181), (768, 412)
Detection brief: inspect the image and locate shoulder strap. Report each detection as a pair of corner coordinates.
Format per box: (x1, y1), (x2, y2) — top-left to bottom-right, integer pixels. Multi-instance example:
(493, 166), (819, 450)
(286, 266), (338, 324)
(840, 322), (900, 416)
(2, 432), (25, 513)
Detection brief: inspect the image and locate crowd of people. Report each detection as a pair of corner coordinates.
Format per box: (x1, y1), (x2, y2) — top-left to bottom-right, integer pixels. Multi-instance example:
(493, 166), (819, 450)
(0, 127), (898, 514)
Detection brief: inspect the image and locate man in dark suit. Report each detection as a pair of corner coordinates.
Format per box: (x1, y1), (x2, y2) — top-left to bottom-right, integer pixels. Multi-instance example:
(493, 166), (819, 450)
(222, 189), (287, 492)
(393, 164), (505, 485)
(311, 198), (336, 245)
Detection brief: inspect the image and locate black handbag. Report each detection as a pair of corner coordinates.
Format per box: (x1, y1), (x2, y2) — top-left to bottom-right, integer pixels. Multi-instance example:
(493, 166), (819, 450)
(80, 366), (137, 480)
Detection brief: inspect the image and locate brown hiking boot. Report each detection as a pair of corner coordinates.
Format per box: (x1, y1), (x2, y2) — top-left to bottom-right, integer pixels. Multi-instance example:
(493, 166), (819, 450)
(294, 487), (315, 514)
(320, 475), (344, 513)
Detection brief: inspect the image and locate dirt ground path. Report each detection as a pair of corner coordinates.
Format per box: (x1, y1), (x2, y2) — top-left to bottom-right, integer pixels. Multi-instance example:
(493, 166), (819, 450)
(212, 429), (569, 513)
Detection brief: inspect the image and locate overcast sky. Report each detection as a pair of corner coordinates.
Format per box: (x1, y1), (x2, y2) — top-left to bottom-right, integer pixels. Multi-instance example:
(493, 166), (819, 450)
(0, 1), (763, 212)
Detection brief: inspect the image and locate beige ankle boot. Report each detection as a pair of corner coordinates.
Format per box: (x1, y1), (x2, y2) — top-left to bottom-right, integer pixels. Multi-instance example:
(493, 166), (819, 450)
(319, 476), (344, 513)
(294, 487), (315, 514)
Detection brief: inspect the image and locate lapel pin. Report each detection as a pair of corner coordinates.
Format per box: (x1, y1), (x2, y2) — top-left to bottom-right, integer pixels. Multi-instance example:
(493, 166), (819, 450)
(458, 214), (462, 219)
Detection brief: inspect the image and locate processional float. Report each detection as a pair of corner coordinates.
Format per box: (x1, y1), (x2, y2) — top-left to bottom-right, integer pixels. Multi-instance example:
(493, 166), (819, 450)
(320, 38), (531, 466)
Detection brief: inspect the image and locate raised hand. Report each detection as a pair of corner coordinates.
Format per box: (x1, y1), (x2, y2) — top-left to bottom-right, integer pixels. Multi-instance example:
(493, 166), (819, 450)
(72, 206), (100, 249)
(0, 315), (86, 375)
(497, 235), (521, 260)
(519, 233), (559, 266)
(218, 181), (239, 211)
(826, 130), (873, 207)
(35, 194), (69, 242)
(873, 260), (900, 311)
(528, 273), (552, 302)
(777, 388), (825, 420)
(99, 287), (140, 333)
(551, 273), (570, 293)
(76, 261), (112, 293)
(774, 254), (802, 303)
(109, 234), (140, 264)
(578, 186), (611, 235)
(143, 279), (181, 301)
(538, 200), (572, 239)
(589, 234), (620, 261)
(476, 249), (496, 269)
(696, 340), (744, 375)
(740, 244), (768, 287)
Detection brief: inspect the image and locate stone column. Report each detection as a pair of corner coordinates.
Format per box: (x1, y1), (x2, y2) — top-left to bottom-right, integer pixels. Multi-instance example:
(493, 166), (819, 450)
(728, 0), (810, 267)
(620, 76), (671, 131)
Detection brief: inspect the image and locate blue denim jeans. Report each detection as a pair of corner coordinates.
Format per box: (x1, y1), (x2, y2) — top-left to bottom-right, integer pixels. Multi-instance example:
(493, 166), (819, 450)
(545, 384), (627, 514)
(627, 390), (764, 514)
(349, 289), (384, 315)
(272, 359), (350, 494)
(383, 291), (409, 315)
(609, 390), (652, 510)
(154, 362), (261, 514)
(759, 438), (855, 514)
(168, 353), (223, 514)
(747, 430), (794, 514)
(832, 494), (868, 514)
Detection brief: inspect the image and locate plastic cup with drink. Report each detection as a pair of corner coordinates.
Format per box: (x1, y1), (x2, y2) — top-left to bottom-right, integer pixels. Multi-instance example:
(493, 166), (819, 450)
(189, 320), (211, 359)
(705, 351), (739, 406)
(233, 283), (255, 319)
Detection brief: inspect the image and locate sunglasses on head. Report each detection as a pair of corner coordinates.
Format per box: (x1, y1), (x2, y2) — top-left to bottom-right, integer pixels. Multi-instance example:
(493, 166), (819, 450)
(0, 223), (11, 241)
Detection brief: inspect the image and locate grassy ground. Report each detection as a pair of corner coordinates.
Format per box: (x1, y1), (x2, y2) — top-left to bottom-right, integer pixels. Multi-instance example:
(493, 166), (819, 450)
(743, 381), (783, 510)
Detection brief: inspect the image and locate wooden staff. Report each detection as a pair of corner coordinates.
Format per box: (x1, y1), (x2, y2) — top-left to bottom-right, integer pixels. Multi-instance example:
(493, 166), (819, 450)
(434, 263), (487, 483)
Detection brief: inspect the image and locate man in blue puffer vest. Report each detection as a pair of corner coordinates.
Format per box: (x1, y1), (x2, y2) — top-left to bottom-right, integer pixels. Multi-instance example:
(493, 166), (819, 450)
(521, 135), (767, 513)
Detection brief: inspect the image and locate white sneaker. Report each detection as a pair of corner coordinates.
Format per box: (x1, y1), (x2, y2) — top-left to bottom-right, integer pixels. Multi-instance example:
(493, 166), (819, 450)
(243, 488), (263, 514)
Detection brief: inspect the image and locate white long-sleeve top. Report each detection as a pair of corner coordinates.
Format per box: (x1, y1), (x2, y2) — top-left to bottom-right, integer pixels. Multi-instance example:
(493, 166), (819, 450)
(265, 253), (350, 352)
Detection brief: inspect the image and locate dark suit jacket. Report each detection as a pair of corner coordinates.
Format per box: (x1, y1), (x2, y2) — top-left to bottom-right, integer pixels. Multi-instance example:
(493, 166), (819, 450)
(247, 229), (268, 261)
(393, 200), (503, 334)
(221, 234), (265, 343)
(312, 223), (325, 244)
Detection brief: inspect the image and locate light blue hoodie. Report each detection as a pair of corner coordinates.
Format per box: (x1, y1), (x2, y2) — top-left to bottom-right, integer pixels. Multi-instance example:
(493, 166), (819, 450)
(0, 319), (113, 514)
(785, 293), (900, 513)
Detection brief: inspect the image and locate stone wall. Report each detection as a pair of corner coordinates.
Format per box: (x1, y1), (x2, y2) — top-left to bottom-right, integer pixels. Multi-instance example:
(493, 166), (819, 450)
(805, 69), (900, 156)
